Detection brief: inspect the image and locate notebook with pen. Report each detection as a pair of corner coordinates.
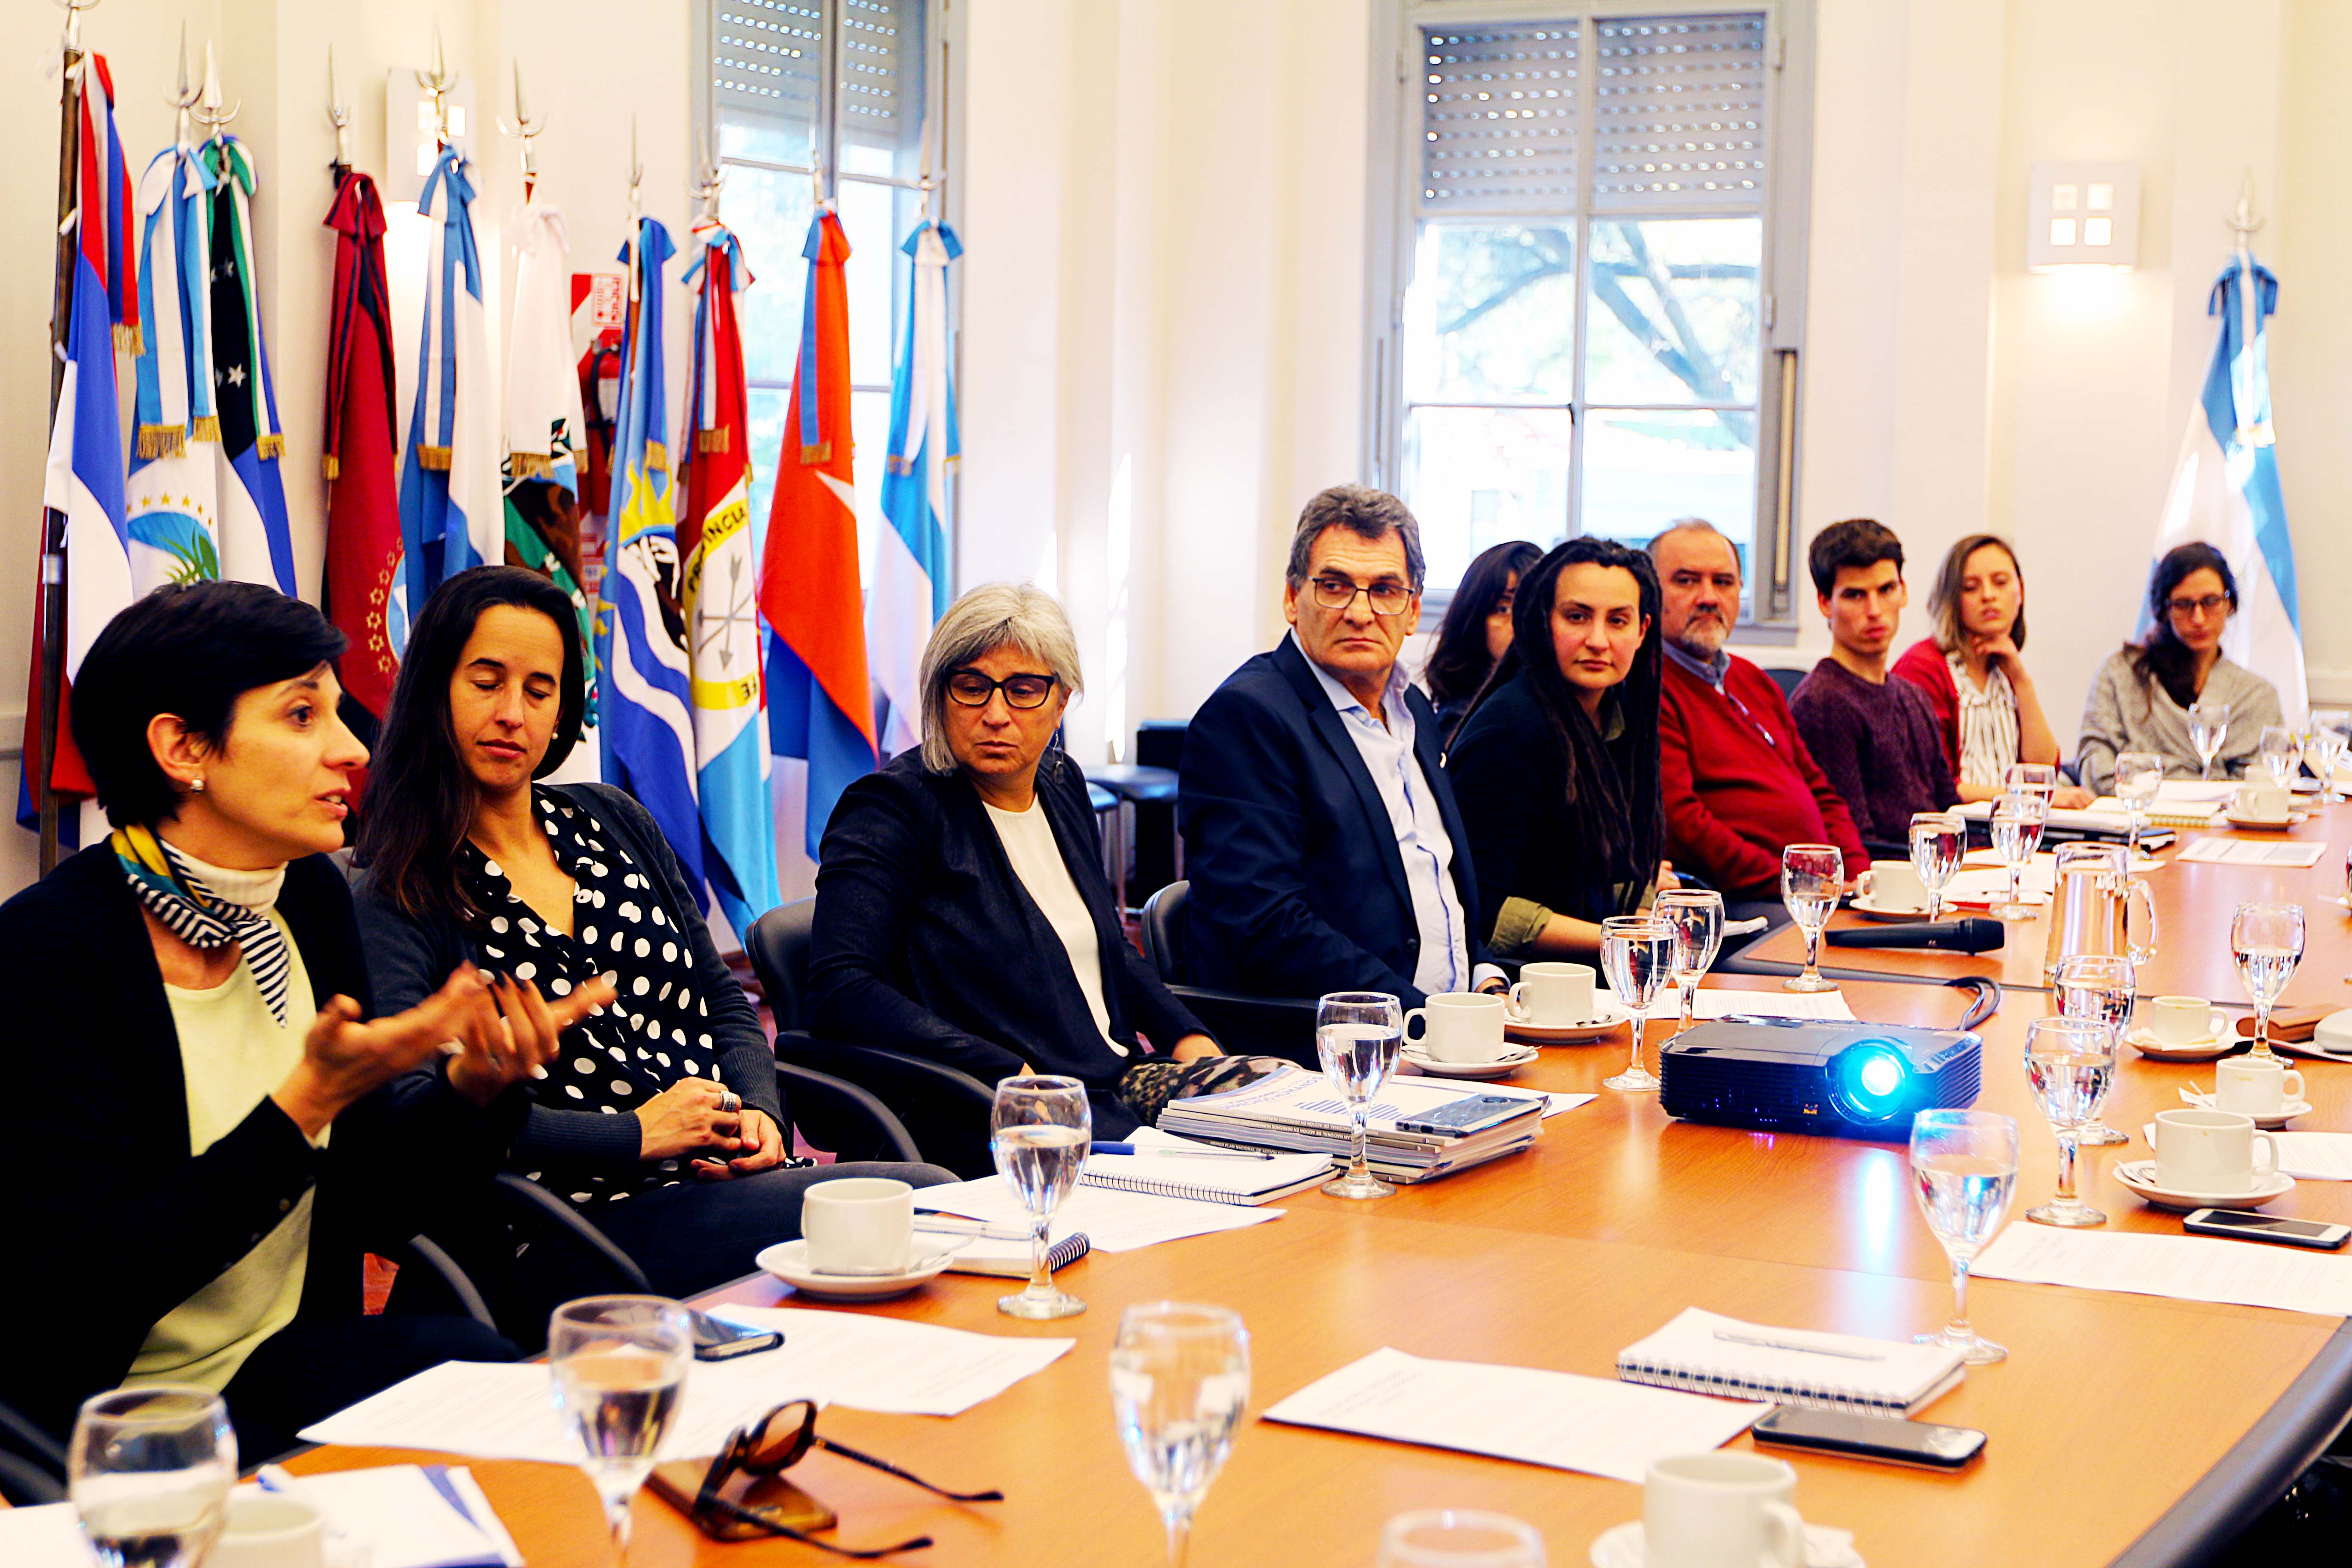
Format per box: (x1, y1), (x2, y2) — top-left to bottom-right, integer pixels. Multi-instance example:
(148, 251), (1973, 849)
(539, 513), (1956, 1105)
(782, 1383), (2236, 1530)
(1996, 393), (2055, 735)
(1080, 1127), (1337, 1206)
(1615, 1308), (1966, 1417)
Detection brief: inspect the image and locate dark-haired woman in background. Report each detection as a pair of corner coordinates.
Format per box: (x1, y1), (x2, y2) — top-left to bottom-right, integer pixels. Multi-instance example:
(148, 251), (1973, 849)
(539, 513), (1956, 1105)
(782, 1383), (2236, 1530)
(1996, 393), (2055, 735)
(1423, 539), (1541, 738)
(1445, 538), (1667, 960)
(0, 581), (594, 1455)
(2077, 542), (2283, 793)
(355, 567), (948, 1318)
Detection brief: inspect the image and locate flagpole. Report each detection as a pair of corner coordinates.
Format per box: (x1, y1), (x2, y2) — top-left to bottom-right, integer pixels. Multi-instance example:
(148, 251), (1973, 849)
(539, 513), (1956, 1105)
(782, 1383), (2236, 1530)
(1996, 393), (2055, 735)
(38, 0), (101, 875)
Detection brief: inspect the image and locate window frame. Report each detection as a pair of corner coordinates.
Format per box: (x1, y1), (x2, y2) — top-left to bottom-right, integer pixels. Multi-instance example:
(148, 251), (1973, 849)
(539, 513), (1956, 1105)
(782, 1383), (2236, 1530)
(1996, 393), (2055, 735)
(1364, 0), (1815, 628)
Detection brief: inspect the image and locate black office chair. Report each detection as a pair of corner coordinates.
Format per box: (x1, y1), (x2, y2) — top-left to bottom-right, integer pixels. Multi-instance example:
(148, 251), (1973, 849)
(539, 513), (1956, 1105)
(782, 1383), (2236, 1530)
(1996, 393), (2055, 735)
(1763, 667), (1807, 701)
(390, 1172), (656, 1353)
(1138, 882), (1318, 1066)
(0, 1395), (65, 1506)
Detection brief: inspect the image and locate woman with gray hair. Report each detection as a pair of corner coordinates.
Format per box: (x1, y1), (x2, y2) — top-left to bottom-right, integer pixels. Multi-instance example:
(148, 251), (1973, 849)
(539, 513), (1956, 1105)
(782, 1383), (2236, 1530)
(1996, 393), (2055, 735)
(808, 584), (1281, 1138)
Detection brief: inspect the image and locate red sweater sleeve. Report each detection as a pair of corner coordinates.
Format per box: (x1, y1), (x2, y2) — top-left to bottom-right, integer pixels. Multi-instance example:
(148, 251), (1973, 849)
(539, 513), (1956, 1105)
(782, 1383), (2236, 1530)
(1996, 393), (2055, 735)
(1658, 676), (1785, 896)
(1891, 640), (1961, 781)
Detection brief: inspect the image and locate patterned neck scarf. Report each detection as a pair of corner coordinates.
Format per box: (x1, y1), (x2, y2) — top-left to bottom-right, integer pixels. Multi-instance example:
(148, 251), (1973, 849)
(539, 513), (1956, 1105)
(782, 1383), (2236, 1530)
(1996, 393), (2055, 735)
(113, 824), (293, 1024)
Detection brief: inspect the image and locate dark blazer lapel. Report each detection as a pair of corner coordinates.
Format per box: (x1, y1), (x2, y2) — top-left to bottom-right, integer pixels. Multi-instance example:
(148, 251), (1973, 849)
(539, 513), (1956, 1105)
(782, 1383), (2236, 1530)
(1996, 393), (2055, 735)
(948, 767), (1117, 1043)
(1272, 637), (1417, 928)
(60, 847), (196, 1162)
(1036, 755), (1134, 1041)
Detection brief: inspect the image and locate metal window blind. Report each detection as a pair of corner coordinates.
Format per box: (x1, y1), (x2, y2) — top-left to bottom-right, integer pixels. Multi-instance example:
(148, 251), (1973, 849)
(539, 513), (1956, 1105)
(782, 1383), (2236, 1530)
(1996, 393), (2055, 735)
(1591, 12), (1768, 210)
(842, 0), (923, 156)
(714, 0), (824, 121)
(1419, 23), (1581, 213)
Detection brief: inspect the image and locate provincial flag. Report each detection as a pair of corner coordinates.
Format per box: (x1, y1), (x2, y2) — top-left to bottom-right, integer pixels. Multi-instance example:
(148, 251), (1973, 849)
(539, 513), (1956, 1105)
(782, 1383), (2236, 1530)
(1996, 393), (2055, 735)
(680, 220), (779, 928)
(872, 219), (960, 760)
(760, 210), (878, 859)
(397, 146), (499, 644)
(321, 168), (403, 725)
(597, 218), (706, 891)
(122, 139), (221, 596)
(201, 134), (297, 597)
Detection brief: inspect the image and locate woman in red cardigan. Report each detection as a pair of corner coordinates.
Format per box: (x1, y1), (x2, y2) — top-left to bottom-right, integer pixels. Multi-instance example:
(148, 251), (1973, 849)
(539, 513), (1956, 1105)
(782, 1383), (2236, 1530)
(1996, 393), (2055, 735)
(1891, 533), (2091, 807)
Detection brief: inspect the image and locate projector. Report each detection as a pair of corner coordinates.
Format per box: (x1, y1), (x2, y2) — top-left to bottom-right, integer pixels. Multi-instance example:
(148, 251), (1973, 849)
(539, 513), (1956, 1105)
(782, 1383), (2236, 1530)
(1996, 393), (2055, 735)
(1658, 1018), (1983, 1139)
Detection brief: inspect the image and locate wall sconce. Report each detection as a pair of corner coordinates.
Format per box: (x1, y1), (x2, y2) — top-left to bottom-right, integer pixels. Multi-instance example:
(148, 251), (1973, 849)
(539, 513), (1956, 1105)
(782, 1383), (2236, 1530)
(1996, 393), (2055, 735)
(2028, 161), (2139, 271)
(383, 67), (476, 203)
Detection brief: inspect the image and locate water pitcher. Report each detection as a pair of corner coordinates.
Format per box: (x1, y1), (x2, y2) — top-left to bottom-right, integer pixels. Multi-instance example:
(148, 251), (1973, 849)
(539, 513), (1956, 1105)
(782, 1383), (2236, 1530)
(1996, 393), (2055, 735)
(2043, 842), (2157, 979)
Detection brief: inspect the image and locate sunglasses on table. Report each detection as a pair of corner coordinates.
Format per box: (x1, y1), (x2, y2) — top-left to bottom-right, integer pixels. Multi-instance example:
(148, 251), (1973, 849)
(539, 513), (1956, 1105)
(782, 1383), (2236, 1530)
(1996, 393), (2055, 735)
(688, 1400), (1003, 1557)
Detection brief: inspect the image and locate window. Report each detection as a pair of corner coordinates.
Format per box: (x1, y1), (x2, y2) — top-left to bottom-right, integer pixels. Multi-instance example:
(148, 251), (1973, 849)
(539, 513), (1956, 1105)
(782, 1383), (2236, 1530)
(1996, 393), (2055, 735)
(706, 0), (949, 567)
(1368, 3), (1814, 622)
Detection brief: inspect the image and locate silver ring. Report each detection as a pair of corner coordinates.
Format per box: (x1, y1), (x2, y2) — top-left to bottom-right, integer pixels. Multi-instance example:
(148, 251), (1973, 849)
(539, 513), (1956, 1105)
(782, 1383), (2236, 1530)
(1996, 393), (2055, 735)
(718, 1090), (741, 1115)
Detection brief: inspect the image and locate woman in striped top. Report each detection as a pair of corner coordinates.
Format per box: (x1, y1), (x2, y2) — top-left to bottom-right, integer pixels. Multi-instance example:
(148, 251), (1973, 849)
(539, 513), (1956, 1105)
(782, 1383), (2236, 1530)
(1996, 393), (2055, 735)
(1892, 534), (2092, 807)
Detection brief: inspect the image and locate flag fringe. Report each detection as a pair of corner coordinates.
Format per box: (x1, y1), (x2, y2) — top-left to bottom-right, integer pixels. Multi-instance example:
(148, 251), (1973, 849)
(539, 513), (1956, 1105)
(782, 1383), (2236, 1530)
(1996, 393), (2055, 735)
(321, 453), (340, 481)
(113, 323), (143, 356)
(136, 424), (185, 459)
(645, 440), (669, 474)
(416, 444), (453, 472)
(697, 427), (730, 453)
(190, 416), (221, 443)
(256, 433), (284, 460)
(886, 455), (915, 476)
(801, 441), (832, 465)
(507, 451), (554, 479)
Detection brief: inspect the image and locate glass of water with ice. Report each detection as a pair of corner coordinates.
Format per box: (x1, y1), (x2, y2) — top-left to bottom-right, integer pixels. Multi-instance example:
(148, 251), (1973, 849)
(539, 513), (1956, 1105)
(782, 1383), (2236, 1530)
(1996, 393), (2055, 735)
(69, 1386), (233, 1568)
(1110, 1302), (1250, 1568)
(1317, 991), (1403, 1199)
(1910, 1109), (2019, 1365)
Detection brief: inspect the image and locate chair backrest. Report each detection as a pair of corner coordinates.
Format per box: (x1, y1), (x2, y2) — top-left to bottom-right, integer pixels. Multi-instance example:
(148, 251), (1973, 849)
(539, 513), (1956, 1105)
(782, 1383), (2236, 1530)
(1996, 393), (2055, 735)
(778, 1060), (923, 1164)
(1139, 880), (1189, 983)
(1764, 666), (1807, 701)
(745, 898), (818, 1033)
(776, 1033), (997, 1178)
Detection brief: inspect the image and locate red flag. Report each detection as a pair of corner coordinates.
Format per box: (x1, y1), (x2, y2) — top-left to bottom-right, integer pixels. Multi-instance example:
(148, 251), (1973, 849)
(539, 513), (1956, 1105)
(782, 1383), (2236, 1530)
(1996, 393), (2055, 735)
(321, 169), (402, 723)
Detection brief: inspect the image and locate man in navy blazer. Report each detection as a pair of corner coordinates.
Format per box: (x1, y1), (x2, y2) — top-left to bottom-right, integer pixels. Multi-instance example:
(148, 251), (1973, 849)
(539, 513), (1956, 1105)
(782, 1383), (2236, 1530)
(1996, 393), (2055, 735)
(1180, 485), (1505, 1010)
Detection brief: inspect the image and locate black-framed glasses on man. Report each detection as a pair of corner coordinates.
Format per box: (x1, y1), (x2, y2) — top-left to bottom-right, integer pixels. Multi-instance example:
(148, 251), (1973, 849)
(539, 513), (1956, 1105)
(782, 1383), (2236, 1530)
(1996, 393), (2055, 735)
(946, 670), (1059, 709)
(1308, 575), (1415, 616)
(2165, 594), (2230, 617)
(684, 1400), (1003, 1556)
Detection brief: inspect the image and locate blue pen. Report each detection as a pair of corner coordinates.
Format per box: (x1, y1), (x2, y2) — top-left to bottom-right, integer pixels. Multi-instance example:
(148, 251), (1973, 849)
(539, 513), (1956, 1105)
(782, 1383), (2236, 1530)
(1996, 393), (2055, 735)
(1092, 1141), (1276, 1161)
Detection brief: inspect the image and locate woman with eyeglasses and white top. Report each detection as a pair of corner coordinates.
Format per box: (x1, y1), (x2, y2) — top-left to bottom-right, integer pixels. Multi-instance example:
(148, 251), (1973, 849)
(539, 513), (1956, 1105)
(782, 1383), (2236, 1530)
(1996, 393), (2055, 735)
(2076, 542), (2283, 794)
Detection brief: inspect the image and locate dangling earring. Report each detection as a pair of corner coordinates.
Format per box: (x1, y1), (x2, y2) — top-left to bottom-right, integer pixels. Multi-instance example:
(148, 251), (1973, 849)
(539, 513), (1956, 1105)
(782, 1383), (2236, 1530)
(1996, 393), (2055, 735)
(188, 776), (206, 794)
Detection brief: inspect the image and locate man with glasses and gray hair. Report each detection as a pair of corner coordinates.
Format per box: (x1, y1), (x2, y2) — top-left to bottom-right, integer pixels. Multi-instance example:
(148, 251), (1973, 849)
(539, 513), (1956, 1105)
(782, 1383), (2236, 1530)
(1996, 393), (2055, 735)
(1179, 485), (1505, 1009)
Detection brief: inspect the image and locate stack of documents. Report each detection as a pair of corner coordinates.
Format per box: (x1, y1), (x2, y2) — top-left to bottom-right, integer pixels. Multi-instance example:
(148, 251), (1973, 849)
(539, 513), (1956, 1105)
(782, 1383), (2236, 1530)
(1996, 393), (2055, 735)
(1616, 1308), (1964, 1417)
(915, 1174), (1286, 1251)
(1156, 1066), (1544, 1181)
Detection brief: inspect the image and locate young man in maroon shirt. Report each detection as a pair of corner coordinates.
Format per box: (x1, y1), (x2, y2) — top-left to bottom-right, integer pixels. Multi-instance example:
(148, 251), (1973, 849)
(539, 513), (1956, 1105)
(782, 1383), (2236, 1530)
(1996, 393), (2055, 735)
(1648, 520), (1868, 902)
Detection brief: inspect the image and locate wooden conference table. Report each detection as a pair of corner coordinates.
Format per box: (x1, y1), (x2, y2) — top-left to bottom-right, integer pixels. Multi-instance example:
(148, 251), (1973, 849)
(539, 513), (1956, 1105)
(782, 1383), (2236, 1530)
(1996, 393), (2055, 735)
(288, 965), (2352, 1567)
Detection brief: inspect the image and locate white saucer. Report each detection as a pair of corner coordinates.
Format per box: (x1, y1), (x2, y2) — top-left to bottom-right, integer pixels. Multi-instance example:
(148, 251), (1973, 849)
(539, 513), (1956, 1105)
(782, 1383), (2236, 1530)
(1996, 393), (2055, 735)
(2113, 1160), (2295, 1211)
(755, 1239), (961, 1300)
(1401, 1044), (1539, 1079)
(2177, 1088), (2313, 1129)
(1507, 995), (1633, 1044)
(1848, 893), (1931, 922)
(2122, 1026), (2237, 1063)
(2223, 809), (2302, 831)
(2285, 1011), (2352, 1061)
(1590, 1520), (1864, 1568)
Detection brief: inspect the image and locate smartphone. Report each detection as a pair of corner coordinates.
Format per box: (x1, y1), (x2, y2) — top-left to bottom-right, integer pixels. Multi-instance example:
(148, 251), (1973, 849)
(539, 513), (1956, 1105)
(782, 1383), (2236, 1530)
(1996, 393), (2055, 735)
(689, 1309), (783, 1361)
(1393, 1094), (1539, 1137)
(2182, 1208), (2352, 1250)
(1750, 1406), (1985, 1470)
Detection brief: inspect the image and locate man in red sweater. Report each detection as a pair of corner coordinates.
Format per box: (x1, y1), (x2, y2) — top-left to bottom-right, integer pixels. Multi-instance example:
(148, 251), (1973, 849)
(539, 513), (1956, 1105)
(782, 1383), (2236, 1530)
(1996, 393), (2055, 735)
(1648, 520), (1869, 900)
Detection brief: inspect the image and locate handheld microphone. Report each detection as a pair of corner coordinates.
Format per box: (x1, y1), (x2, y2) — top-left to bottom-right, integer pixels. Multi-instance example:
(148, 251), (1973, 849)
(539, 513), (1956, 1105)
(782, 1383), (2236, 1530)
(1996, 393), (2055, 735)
(1825, 917), (2005, 954)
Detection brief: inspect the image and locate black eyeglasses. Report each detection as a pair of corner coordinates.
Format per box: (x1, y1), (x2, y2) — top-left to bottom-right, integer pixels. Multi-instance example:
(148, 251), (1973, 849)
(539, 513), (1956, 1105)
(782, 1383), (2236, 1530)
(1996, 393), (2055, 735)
(2166, 594), (2230, 617)
(946, 670), (1059, 709)
(1308, 574), (1415, 616)
(691, 1401), (1002, 1557)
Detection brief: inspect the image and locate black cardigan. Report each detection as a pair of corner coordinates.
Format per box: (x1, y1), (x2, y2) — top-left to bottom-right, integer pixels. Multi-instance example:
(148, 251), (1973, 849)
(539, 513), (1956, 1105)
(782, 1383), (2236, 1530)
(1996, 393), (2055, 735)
(806, 749), (1208, 1140)
(0, 845), (525, 1438)
(352, 783), (784, 1167)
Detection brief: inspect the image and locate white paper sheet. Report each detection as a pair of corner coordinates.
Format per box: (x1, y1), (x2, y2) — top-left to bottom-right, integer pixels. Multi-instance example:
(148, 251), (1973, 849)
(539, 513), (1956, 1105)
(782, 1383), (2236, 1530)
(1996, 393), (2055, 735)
(915, 1175), (1284, 1251)
(1261, 1346), (1768, 1484)
(251, 1466), (518, 1568)
(1691, 989), (1858, 1023)
(0, 1503), (88, 1566)
(300, 1315), (1073, 1459)
(2175, 837), (2328, 868)
(2266, 1133), (2352, 1181)
(1971, 1221), (2352, 1315)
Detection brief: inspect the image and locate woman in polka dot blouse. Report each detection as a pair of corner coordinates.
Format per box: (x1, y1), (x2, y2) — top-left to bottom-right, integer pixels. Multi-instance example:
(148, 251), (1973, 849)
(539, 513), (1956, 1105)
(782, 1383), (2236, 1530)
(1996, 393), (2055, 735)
(355, 568), (950, 1316)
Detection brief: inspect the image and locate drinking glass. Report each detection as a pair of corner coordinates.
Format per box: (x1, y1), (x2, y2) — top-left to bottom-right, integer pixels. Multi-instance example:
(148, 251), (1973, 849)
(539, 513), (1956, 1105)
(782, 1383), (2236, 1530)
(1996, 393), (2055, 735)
(2005, 762), (2058, 811)
(1779, 843), (1844, 993)
(2188, 699), (2230, 781)
(2022, 1016), (2116, 1228)
(2052, 953), (2135, 1147)
(548, 1295), (692, 1562)
(1655, 888), (1726, 1040)
(69, 1386), (235, 1568)
(1909, 811), (1964, 922)
(1911, 1109), (2018, 1364)
(1988, 793), (2042, 922)
(1376, 1511), (1548, 1568)
(2259, 725), (2300, 790)
(2232, 901), (2306, 1065)
(1600, 915), (1675, 1092)
(991, 1075), (1093, 1315)
(2113, 751), (2163, 863)
(1317, 991), (1403, 1199)
(1110, 1302), (1250, 1568)
(2308, 710), (2352, 802)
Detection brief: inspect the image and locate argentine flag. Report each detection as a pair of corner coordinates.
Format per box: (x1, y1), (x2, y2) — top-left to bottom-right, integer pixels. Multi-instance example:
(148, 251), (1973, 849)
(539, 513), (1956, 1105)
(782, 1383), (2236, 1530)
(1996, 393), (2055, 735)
(872, 220), (961, 760)
(2151, 253), (2306, 725)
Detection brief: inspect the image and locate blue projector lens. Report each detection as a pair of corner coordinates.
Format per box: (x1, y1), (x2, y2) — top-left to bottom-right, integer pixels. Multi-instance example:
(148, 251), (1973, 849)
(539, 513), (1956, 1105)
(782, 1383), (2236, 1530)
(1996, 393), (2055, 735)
(1832, 1042), (1910, 1121)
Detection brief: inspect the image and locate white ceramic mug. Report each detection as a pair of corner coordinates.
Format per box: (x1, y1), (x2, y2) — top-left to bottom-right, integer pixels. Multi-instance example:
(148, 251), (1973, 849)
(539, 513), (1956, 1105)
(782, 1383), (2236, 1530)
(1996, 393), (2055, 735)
(2216, 1056), (2306, 1115)
(207, 1493), (327, 1568)
(2146, 995), (2225, 1047)
(1403, 992), (1512, 1063)
(802, 1176), (915, 1274)
(1643, 1451), (1806, 1568)
(1507, 962), (1597, 1027)
(2153, 1109), (2278, 1194)
(2236, 781), (2291, 821)
(1865, 861), (1927, 910)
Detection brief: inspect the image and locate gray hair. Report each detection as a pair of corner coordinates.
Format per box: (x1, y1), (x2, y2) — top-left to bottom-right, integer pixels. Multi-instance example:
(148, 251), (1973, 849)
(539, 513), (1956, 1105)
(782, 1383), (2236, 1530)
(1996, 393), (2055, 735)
(1285, 484), (1426, 594)
(1646, 517), (1744, 580)
(917, 582), (1086, 774)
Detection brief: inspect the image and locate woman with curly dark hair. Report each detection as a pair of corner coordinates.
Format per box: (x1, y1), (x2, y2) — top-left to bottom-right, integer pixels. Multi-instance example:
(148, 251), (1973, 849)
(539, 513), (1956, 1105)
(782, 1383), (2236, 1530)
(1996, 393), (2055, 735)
(1422, 539), (1541, 739)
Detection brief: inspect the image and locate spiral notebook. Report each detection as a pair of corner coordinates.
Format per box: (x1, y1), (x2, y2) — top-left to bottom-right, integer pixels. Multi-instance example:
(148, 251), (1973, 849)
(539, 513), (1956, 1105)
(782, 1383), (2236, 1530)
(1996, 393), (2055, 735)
(1079, 1127), (1336, 1206)
(1616, 1308), (1966, 1417)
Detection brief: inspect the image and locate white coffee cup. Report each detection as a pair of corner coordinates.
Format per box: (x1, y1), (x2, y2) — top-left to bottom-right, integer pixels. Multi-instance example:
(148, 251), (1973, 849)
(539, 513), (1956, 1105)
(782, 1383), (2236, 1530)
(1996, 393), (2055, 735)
(1643, 1451), (1806, 1568)
(1404, 991), (1512, 1063)
(2216, 1056), (2306, 1115)
(802, 1176), (916, 1274)
(1865, 861), (1927, 910)
(2236, 781), (2291, 821)
(207, 1493), (327, 1568)
(2153, 1109), (2278, 1194)
(1507, 962), (1597, 1027)
(2146, 995), (2225, 1047)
